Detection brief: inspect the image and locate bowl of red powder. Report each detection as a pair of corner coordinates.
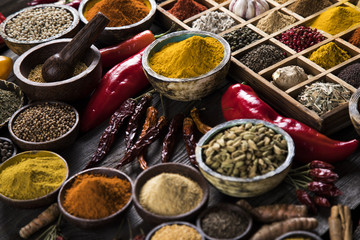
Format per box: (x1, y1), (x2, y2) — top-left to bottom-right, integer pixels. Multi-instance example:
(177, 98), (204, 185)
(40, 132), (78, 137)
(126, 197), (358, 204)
(78, 0), (156, 45)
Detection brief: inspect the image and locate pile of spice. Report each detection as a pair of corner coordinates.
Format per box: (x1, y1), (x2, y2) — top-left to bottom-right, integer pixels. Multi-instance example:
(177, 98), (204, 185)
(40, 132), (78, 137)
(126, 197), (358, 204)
(149, 36), (224, 78)
(288, 0), (332, 18)
(151, 224), (202, 240)
(276, 26), (325, 52)
(337, 63), (360, 88)
(202, 122), (288, 178)
(63, 173), (131, 219)
(200, 206), (249, 239)
(272, 65), (309, 90)
(348, 27), (360, 48)
(256, 10), (297, 34)
(139, 173), (203, 216)
(0, 88), (22, 124)
(297, 82), (351, 115)
(28, 62), (87, 83)
(84, 0), (150, 27)
(0, 152), (67, 200)
(223, 26), (262, 52)
(310, 6), (360, 35)
(239, 44), (286, 73)
(168, 0), (207, 21)
(308, 42), (351, 70)
(5, 6), (73, 41)
(12, 102), (76, 142)
(192, 11), (235, 34)
(0, 138), (15, 163)
(274, 0), (289, 3)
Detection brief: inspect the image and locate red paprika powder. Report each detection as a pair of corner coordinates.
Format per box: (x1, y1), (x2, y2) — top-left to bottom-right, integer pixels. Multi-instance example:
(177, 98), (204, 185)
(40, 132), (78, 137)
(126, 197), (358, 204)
(168, 0), (207, 21)
(349, 27), (360, 48)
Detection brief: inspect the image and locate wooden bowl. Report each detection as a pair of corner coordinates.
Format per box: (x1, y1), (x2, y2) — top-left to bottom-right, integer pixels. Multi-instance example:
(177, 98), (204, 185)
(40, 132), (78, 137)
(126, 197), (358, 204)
(0, 4), (80, 55)
(142, 30), (231, 101)
(349, 88), (360, 136)
(0, 80), (25, 129)
(275, 230), (323, 240)
(0, 151), (69, 208)
(0, 137), (17, 163)
(195, 119), (295, 198)
(13, 38), (101, 102)
(133, 163), (209, 225)
(146, 221), (205, 240)
(8, 101), (79, 151)
(58, 167), (133, 229)
(78, 0), (156, 45)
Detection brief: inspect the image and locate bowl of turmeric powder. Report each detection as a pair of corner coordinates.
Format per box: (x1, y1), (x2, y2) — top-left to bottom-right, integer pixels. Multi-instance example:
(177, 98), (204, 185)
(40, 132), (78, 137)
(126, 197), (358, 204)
(142, 30), (231, 101)
(78, 0), (157, 45)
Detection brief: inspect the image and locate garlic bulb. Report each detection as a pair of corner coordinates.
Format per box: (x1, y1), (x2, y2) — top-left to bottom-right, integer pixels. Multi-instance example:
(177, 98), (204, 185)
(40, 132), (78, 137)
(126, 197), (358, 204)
(229, 0), (269, 20)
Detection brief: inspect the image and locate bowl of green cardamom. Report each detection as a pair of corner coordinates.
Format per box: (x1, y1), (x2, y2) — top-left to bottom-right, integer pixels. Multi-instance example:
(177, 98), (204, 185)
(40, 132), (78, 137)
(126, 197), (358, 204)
(195, 119), (295, 198)
(142, 30), (231, 101)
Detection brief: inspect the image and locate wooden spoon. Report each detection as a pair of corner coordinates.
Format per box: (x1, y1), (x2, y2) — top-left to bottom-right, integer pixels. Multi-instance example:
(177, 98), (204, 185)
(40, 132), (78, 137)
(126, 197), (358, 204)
(42, 13), (109, 82)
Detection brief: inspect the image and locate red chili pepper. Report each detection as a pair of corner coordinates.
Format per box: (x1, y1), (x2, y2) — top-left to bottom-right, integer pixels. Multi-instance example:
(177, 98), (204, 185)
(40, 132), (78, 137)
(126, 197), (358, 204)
(80, 48), (150, 132)
(100, 30), (156, 69)
(221, 84), (359, 163)
(296, 189), (317, 214)
(27, 0), (58, 5)
(309, 160), (335, 170)
(313, 195), (331, 208)
(0, 12), (6, 45)
(307, 181), (335, 193)
(309, 169), (339, 183)
(318, 186), (343, 197)
(66, 0), (82, 9)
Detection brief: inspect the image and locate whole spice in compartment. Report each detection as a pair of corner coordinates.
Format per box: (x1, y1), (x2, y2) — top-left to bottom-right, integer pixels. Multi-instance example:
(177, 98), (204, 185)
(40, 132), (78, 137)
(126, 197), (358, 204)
(5, 6), (73, 41)
(308, 42), (351, 70)
(288, 0), (332, 18)
(200, 206), (249, 239)
(151, 224), (202, 240)
(348, 27), (360, 48)
(0, 88), (22, 124)
(0, 153), (67, 200)
(192, 11), (235, 34)
(63, 173), (131, 219)
(202, 122), (288, 178)
(223, 26), (262, 52)
(149, 36), (224, 78)
(12, 102), (76, 142)
(239, 44), (286, 72)
(297, 82), (351, 116)
(28, 62), (87, 83)
(84, 0), (150, 27)
(229, 0), (269, 20)
(168, 0), (207, 21)
(276, 26), (325, 53)
(272, 65), (308, 90)
(256, 10), (297, 35)
(139, 173), (203, 216)
(310, 6), (360, 35)
(0, 138), (15, 163)
(337, 63), (360, 88)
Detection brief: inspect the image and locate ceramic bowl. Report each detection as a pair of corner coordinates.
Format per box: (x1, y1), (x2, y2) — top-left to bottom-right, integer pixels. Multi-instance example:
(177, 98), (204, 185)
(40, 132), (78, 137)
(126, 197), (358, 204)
(0, 151), (69, 208)
(0, 137), (17, 163)
(58, 167), (133, 229)
(8, 101), (79, 151)
(142, 30), (231, 101)
(349, 88), (360, 136)
(78, 0), (156, 45)
(133, 163), (209, 225)
(0, 80), (25, 129)
(195, 119), (295, 198)
(196, 203), (253, 240)
(13, 38), (101, 102)
(146, 221), (205, 240)
(0, 4), (80, 55)
(275, 230), (323, 240)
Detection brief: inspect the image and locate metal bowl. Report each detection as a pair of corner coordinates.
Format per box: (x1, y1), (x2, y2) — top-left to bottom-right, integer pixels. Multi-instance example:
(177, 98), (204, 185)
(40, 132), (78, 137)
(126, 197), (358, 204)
(78, 0), (156, 45)
(0, 151), (69, 208)
(58, 167), (133, 229)
(146, 221), (205, 240)
(349, 88), (360, 136)
(0, 4), (80, 55)
(142, 30), (231, 101)
(195, 119), (295, 198)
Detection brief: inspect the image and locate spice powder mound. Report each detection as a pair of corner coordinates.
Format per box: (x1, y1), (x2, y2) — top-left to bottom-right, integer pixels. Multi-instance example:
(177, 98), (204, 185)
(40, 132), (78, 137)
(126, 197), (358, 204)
(151, 224), (202, 240)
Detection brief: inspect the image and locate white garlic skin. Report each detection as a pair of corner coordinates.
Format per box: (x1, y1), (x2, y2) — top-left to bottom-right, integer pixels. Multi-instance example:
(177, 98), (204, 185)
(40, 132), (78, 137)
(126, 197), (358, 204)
(229, 0), (269, 20)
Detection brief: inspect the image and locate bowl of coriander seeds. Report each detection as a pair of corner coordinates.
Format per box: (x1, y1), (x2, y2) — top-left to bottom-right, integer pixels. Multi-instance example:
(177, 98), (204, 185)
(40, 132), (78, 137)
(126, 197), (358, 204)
(195, 119), (295, 197)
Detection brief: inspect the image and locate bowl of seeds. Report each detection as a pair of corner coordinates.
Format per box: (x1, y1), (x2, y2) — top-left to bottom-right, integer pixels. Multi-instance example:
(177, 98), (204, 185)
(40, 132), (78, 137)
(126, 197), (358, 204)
(8, 101), (79, 151)
(195, 119), (295, 198)
(0, 137), (17, 164)
(0, 4), (80, 55)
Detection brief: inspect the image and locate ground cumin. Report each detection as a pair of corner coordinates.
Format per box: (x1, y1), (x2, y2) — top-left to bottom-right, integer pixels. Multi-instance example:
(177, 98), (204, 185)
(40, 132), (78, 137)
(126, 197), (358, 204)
(288, 0), (332, 18)
(256, 10), (297, 34)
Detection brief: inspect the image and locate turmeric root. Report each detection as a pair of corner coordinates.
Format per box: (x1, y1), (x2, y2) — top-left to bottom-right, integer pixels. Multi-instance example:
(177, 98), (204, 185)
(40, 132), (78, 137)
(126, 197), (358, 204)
(19, 203), (60, 239)
(250, 217), (318, 240)
(236, 199), (307, 222)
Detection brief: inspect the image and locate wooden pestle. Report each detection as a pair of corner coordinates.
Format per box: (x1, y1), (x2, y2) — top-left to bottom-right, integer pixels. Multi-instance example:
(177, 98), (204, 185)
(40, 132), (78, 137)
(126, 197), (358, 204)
(42, 12), (109, 82)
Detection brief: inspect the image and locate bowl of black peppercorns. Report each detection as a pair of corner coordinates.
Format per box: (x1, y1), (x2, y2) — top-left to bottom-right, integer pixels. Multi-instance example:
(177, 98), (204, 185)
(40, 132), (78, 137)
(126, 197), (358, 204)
(8, 101), (79, 151)
(0, 137), (17, 163)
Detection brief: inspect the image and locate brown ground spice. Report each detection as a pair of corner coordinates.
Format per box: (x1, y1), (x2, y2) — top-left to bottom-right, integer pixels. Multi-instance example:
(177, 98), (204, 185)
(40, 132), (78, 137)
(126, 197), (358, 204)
(288, 0), (332, 18)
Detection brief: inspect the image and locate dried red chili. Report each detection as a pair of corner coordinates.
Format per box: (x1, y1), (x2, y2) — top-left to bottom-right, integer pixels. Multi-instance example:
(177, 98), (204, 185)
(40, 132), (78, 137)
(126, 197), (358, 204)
(168, 0), (207, 21)
(309, 160), (335, 170)
(307, 181), (335, 193)
(318, 186), (342, 197)
(183, 117), (198, 168)
(296, 189), (317, 214)
(190, 107), (212, 134)
(309, 169), (339, 183)
(313, 195), (331, 208)
(161, 113), (184, 163)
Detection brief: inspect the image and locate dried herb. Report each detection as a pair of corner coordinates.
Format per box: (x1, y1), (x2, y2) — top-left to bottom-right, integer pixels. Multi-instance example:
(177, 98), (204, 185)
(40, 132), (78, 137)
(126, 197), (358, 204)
(0, 89), (22, 124)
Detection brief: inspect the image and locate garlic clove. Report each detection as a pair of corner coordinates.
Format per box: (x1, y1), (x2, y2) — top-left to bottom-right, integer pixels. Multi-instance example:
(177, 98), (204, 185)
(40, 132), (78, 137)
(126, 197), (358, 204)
(257, 0), (270, 11)
(245, 0), (255, 19)
(234, 0), (248, 18)
(255, 0), (265, 16)
(229, 0), (237, 13)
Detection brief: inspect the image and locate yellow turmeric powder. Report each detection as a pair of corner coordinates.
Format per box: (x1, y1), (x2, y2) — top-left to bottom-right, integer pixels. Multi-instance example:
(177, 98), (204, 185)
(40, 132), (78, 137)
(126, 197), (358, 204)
(149, 36), (224, 78)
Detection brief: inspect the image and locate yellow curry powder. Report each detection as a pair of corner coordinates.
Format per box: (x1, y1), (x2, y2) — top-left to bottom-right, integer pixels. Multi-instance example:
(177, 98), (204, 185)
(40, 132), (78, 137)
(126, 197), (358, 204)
(0, 154), (67, 200)
(149, 36), (224, 79)
(309, 42), (351, 70)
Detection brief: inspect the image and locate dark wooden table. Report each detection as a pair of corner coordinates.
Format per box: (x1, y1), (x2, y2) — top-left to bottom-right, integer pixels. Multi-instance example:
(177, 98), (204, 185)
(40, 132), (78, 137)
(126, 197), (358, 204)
(1, 1), (360, 239)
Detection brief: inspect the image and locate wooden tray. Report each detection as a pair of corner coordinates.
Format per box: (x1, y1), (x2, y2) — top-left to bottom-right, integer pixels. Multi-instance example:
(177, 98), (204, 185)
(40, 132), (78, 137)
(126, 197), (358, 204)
(154, 0), (360, 135)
